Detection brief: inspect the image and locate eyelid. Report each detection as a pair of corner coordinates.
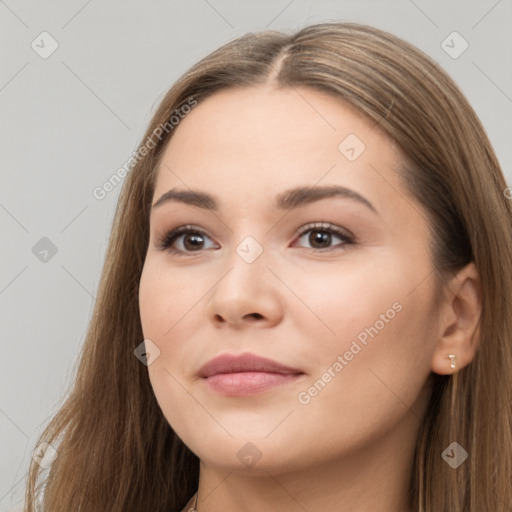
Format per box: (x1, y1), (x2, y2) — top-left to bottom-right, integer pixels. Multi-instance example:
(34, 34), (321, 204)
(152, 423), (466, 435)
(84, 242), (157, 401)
(155, 224), (218, 253)
(292, 221), (354, 242)
(289, 223), (354, 253)
(155, 221), (355, 254)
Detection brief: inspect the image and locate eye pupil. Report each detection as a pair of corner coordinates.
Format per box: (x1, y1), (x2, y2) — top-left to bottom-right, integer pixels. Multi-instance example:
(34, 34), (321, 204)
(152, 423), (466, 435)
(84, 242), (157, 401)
(183, 233), (204, 251)
(309, 230), (331, 248)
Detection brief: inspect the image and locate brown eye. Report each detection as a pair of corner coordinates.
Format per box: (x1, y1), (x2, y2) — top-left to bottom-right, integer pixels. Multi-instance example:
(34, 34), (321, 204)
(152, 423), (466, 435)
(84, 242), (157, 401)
(294, 222), (354, 251)
(308, 230), (333, 249)
(156, 225), (219, 254)
(182, 232), (206, 251)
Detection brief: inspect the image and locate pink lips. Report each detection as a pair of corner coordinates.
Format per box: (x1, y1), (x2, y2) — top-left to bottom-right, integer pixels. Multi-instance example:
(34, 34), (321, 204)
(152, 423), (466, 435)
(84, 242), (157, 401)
(198, 352), (305, 396)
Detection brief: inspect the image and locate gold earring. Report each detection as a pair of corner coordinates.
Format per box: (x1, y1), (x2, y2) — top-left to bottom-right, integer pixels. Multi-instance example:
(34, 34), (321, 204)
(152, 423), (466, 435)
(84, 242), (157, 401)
(448, 354), (456, 370)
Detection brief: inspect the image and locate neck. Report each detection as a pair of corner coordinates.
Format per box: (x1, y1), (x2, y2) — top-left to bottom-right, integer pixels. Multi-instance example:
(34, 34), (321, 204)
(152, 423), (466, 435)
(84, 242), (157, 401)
(191, 408), (420, 512)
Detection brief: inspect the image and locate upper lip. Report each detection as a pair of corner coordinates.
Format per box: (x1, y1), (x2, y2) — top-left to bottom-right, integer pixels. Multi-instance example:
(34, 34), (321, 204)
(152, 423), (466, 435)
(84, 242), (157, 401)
(198, 352), (304, 378)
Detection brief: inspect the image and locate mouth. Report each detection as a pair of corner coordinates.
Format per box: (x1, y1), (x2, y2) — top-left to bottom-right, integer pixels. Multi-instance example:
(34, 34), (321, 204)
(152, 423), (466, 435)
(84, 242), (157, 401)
(198, 352), (305, 396)
(204, 371), (305, 396)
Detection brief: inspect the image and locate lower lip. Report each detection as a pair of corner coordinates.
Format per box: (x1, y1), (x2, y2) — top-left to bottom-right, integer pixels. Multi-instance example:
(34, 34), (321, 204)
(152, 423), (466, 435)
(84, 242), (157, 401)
(203, 372), (304, 396)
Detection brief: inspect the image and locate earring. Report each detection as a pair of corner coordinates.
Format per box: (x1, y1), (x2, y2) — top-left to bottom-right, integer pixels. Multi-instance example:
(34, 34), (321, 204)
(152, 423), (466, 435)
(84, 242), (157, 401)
(448, 354), (456, 370)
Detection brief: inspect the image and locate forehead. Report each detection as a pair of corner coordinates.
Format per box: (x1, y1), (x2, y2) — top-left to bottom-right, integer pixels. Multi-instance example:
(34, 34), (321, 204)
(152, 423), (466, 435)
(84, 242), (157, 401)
(154, 86), (409, 216)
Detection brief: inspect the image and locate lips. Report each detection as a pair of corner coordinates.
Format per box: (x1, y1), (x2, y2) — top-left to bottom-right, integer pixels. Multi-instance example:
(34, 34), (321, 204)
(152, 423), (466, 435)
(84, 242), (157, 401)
(197, 352), (305, 396)
(197, 352), (303, 378)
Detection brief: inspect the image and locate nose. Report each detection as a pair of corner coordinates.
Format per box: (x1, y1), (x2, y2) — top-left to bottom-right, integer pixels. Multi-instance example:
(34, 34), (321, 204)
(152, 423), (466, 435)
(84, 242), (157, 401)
(206, 250), (285, 330)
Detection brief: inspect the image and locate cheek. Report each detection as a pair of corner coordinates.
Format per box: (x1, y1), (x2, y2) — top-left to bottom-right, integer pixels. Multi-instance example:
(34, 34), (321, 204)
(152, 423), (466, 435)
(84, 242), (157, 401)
(139, 264), (167, 344)
(302, 286), (434, 419)
(139, 259), (207, 340)
(292, 261), (435, 418)
(139, 259), (212, 415)
(290, 250), (436, 362)
(139, 263), (195, 435)
(290, 305), (433, 463)
(279, 257), (403, 356)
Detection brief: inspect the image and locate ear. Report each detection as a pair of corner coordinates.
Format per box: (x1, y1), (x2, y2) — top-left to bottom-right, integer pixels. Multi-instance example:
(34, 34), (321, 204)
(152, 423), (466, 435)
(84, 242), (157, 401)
(431, 262), (482, 375)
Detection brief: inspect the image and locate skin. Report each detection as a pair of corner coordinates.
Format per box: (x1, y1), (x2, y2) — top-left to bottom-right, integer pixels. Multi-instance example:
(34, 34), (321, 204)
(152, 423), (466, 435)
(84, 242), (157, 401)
(138, 85), (481, 512)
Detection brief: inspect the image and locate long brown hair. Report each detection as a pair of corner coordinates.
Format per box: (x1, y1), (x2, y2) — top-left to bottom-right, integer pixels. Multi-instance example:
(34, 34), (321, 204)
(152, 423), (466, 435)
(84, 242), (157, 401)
(24, 22), (512, 511)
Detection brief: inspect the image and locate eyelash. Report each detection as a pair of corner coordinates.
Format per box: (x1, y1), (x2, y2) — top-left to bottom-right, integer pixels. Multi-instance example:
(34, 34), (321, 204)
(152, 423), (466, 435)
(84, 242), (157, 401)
(155, 222), (355, 255)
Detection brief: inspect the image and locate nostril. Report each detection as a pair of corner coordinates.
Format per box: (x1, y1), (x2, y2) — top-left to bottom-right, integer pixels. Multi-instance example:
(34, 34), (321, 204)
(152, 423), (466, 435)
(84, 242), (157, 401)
(212, 312), (265, 324)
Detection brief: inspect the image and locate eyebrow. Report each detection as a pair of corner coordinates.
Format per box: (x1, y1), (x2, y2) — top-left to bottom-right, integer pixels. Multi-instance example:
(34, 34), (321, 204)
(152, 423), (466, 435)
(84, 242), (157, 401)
(152, 185), (378, 215)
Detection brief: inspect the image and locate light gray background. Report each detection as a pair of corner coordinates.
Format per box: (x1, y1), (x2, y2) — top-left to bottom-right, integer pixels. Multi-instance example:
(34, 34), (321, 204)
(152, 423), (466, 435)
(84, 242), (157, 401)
(1, 1), (511, 510)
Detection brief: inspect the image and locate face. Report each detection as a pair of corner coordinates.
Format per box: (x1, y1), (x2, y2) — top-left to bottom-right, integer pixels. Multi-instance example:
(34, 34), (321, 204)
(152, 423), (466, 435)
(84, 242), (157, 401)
(139, 85), (441, 473)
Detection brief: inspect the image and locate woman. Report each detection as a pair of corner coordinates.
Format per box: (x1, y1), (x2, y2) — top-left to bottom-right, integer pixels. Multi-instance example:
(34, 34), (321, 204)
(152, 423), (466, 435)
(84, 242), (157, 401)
(25, 22), (512, 512)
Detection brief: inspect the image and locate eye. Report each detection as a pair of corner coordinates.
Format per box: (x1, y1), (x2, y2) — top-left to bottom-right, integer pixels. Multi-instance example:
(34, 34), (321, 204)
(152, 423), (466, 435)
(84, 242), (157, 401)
(155, 225), (219, 254)
(292, 222), (354, 251)
(155, 222), (354, 255)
